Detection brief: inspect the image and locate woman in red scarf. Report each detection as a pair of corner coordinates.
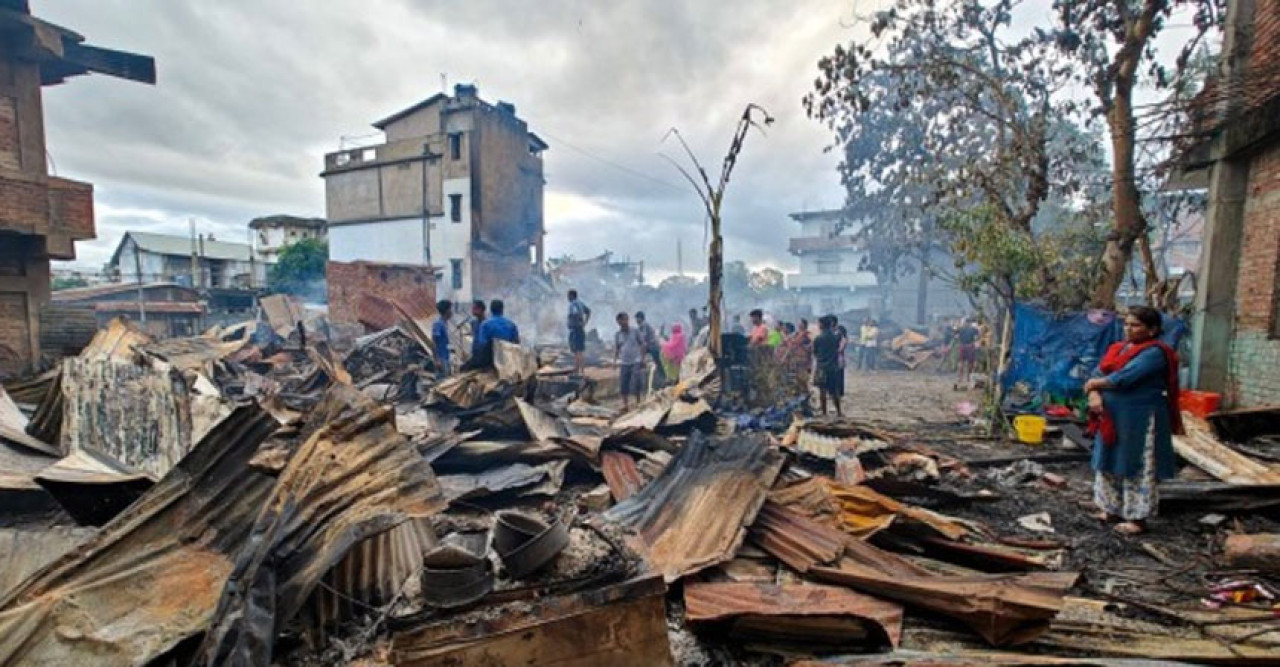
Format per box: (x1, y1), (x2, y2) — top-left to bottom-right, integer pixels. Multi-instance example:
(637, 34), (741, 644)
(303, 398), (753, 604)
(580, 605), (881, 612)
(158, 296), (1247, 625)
(1083, 306), (1184, 536)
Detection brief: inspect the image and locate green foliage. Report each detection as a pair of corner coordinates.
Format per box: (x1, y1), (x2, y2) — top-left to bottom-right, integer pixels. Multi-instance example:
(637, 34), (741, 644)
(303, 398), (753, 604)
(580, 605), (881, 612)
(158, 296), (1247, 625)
(942, 205), (1104, 310)
(51, 276), (89, 291)
(268, 239), (328, 300)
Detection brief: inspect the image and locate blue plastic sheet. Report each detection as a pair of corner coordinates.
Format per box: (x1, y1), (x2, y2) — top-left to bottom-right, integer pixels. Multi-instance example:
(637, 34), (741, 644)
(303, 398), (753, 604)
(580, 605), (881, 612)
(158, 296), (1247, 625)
(1003, 303), (1186, 400)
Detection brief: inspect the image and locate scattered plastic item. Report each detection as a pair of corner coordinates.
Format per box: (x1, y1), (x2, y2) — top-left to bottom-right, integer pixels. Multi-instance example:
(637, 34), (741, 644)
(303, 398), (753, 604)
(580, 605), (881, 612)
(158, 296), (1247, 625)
(834, 450), (866, 485)
(1202, 579), (1277, 609)
(1016, 512), (1054, 533)
(954, 401), (979, 418)
(1013, 415), (1047, 445)
(1044, 405), (1074, 419)
(1180, 390), (1222, 419)
(988, 460), (1046, 488)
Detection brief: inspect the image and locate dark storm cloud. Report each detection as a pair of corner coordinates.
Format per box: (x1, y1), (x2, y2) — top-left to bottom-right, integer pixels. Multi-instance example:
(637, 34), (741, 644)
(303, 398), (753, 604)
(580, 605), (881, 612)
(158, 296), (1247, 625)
(34, 0), (868, 277)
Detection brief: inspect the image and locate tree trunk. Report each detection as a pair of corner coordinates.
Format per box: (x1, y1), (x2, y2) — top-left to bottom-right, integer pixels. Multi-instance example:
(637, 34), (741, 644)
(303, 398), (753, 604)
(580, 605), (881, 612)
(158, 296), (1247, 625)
(1092, 72), (1147, 309)
(708, 214), (724, 359)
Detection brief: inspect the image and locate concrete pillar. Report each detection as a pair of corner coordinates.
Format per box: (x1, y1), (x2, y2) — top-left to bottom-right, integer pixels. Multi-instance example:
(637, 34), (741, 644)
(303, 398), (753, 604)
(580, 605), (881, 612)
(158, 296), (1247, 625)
(1190, 158), (1248, 391)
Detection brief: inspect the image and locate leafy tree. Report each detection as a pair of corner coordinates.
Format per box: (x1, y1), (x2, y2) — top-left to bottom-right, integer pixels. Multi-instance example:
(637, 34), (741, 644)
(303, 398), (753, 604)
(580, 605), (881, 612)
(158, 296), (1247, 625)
(806, 0), (1101, 308)
(268, 238), (328, 300)
(1047, 0), (1223, 307)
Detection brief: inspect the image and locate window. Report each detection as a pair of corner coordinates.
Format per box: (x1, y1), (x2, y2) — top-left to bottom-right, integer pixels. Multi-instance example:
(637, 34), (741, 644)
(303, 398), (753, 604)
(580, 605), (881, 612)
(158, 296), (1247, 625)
(449, 133), (462, 161)
(816, 257), (842, 275)
(450, 194), (463, 222)
(361, 148), (376, 161)
(451, 259), (463, 290)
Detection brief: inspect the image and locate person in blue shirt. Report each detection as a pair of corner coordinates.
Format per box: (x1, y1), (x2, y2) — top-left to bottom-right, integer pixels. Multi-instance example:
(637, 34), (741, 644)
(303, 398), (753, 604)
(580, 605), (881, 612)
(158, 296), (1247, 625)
(1083, 306), (1183, 536)
(432, 300), (453, 379)
(466, 299), (520, 370)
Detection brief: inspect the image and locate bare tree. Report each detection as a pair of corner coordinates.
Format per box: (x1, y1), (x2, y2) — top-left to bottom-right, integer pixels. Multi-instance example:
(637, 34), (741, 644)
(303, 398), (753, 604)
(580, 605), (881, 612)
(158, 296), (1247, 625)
(662, 105), (773, 358)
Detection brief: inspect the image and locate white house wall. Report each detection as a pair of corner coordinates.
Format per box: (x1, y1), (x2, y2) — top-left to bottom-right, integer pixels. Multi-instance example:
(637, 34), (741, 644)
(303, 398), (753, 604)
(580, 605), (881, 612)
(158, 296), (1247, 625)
(436, 177), (472, 302)
(329, 218), (427, 266)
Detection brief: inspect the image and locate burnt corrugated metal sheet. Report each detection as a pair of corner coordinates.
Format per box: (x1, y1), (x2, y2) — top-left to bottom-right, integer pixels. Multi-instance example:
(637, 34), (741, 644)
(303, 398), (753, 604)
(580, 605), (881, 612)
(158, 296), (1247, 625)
(0, 384), (447, 666)
(810, 562), (1077, 647)
(304, 518), (437, 630)
(197, 384), (447, 664)
(605, 432), (784, 582)
(748, 501), (845, 574)
(0, 404), (281, 665)
(601, 451), (645, 502)
(59, 355), (197, 478)
(0, 527), (93, 600)
(392, 575), (672, 666)
(684, 581), (904, 648)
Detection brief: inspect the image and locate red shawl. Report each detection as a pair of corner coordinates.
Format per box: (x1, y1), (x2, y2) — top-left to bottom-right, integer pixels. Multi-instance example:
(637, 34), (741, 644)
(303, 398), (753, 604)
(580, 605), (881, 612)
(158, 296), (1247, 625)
(1086, 339), (1185, 446)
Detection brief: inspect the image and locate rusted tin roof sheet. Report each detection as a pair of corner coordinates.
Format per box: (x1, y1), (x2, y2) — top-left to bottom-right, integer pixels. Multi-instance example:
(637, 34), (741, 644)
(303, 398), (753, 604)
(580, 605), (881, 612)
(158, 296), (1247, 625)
(684, 581), (904, 648)
(748, 500), (846, 573)
(392, 575), (672, 666)
(0, 404), (281, 665)
(811, 561), (1077, 647)
(601, 450), (645, 502)
(304, 517), (437, 631)
(605, 432), (784, 582)
(198, 384), (446, 664)
(0, 527), (92, 599)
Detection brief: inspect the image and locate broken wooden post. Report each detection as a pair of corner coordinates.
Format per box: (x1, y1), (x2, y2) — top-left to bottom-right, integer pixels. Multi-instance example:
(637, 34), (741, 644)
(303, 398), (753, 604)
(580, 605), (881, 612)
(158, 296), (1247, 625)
(1223, 534), (1280, 574)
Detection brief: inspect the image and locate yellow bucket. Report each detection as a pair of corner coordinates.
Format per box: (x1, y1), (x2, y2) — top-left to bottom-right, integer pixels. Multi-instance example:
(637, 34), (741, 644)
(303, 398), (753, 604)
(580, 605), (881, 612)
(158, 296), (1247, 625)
(1013, 415), (1047, 445)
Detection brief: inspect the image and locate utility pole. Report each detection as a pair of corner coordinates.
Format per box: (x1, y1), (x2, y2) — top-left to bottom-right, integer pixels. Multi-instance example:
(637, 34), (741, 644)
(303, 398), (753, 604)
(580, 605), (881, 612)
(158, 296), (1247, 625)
(189, 218), (199, 288)
(132, 239), (146, 324)
(662, 105), (773, 359)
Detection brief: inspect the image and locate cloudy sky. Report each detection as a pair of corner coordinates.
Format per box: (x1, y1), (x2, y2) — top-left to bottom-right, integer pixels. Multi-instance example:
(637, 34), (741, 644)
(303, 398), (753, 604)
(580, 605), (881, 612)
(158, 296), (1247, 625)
(37, 0), (879, 281)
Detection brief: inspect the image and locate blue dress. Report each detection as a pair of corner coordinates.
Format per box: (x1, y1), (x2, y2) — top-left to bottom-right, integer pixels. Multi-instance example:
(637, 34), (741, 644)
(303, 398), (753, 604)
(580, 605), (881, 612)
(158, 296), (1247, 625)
(1091, 346), (1177, 480)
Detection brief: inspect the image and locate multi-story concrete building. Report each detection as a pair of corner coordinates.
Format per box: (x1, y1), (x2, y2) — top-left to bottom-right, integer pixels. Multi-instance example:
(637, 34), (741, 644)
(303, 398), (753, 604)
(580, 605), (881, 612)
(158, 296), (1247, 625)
(321, 84), (547, 303)
(784, 209), (880, 316)
(249, 214), (326, 262)
(107, 231), (267, 289)
(0, 4), (153, 376)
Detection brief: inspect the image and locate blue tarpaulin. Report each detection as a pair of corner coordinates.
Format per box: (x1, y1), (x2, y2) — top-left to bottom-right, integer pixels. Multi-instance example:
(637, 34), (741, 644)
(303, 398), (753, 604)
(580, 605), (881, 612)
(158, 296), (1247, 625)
(1003, 302), (1186, 400)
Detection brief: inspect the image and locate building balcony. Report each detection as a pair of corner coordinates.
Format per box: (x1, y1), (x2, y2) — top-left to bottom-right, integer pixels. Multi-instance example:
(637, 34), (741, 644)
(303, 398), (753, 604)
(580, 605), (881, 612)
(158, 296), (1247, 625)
(786, 271), (878, 291)
(788, 235), (860, 254)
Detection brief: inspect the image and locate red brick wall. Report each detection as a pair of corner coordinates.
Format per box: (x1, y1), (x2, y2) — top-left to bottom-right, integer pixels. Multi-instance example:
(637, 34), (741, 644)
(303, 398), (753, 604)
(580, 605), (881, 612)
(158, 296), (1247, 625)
(326, 260), (437, 329)
(1235, 142), (1280, 332)
(48, 177), (95, 240)
(0, 172), (50, 235)
(1228, 140), (1280, 406)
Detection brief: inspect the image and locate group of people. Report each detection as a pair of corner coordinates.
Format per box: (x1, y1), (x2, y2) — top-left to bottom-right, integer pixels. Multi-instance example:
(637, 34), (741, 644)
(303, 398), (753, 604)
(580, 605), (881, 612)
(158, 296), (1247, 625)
(568, 291), (692, 409)
(431, 298), (520, 377)
(743, 309), (855, 417)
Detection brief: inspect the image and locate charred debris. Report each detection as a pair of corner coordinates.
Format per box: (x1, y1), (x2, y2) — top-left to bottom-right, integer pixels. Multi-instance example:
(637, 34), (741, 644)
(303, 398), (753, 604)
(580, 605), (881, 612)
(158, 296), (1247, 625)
(1, 302), (1280, 666)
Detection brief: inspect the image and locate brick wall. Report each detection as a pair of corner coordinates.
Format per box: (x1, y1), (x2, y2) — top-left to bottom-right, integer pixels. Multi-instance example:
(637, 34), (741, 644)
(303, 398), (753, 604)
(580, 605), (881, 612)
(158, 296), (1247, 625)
(326, 260), (437, 329)
(0, 291), (30, 377)
(1228, 140), (1280, 406)
(0, 172), (51, 235)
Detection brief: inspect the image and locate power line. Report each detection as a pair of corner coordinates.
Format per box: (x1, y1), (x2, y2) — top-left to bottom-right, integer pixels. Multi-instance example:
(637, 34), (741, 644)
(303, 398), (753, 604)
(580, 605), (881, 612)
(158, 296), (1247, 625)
(536, 129), (687, 194)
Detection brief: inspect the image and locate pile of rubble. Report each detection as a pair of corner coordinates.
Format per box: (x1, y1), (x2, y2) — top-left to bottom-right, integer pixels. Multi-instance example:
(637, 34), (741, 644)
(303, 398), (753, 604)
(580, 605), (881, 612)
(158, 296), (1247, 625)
(2, 309), (1280, 665)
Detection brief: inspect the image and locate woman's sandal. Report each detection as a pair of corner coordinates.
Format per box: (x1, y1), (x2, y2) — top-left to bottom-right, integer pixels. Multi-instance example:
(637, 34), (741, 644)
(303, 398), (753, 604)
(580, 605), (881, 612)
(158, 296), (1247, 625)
(1114, 521), (1146, 535)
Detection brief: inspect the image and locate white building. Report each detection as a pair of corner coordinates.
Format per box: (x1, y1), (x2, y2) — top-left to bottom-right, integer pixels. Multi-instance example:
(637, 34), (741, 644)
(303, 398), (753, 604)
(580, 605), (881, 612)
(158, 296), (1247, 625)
(320, 84), (546, 303)
(107, 231), (267, 289)
(249, 215), (326, 262)
(785, 209), (880, 315)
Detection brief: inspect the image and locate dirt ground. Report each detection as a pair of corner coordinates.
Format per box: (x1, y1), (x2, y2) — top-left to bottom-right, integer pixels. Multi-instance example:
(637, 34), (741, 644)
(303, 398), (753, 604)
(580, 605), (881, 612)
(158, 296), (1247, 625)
(840, 368), (984, 425)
